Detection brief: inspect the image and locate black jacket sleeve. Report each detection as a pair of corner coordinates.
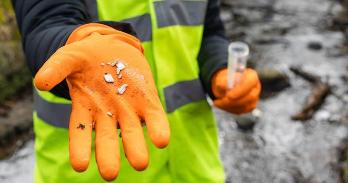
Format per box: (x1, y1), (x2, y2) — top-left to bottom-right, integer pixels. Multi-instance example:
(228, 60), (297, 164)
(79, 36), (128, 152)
(198, 0), (229, 99)
(12, 0), (135, 99)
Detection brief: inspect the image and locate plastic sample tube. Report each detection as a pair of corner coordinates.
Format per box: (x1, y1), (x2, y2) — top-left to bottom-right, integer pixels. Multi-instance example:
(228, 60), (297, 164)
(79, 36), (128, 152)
(227, 42), (261, 130)
(227, 42), (250, 89)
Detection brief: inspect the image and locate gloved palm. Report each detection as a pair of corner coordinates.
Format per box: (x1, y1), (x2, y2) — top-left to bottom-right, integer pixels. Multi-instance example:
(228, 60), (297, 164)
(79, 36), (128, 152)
(34, 24), (170, 181)
(212, 68), (261, 114)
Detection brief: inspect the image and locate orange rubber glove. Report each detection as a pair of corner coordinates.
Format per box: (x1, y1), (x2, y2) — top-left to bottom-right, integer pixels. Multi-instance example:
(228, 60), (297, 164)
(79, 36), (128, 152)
(34, 23), (170, 181)
(212, 68), (261, 114)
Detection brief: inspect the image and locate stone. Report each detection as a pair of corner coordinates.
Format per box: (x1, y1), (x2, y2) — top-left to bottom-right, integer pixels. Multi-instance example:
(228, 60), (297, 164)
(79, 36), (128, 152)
(256, 68), (291, 98)
(307, 41), (323, 51)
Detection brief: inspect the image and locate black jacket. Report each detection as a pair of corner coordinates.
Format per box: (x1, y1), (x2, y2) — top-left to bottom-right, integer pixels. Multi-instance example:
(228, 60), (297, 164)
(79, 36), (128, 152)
(12, 0), (228, 99)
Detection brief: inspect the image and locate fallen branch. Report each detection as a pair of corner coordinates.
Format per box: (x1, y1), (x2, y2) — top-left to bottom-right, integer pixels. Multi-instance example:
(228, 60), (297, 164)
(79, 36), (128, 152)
(290, 66), (320, 83)
(290, 66), (331, 121)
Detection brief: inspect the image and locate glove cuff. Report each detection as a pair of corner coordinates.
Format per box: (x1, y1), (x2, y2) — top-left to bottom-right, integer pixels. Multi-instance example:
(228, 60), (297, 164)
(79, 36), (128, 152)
(66, 23), (144, 53)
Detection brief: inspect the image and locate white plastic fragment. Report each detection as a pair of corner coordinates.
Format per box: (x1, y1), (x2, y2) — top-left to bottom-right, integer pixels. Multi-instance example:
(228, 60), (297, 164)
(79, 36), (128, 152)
(100, 62), (105, 66)
(104, 73), (114, 83)
(110, 60), (118, 67)
(117, 84), (128, 94)
(107, 112), (113, 117)
(116, 62), (125, 70)
(116, 61), (125, 75)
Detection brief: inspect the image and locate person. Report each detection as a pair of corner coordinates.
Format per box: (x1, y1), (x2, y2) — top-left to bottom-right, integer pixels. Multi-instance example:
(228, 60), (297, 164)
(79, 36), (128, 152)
(12, 0), (261, 182)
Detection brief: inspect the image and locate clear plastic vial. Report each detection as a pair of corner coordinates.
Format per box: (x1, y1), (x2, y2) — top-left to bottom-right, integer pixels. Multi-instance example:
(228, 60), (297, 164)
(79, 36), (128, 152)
(227, 42), (250, 89)
(227, 42), (261, 130)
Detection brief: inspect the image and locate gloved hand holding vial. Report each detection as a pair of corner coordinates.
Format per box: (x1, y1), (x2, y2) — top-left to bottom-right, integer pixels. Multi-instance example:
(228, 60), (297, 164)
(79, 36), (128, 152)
(228, 42), (262, 129)
(212, 42), (262, 129)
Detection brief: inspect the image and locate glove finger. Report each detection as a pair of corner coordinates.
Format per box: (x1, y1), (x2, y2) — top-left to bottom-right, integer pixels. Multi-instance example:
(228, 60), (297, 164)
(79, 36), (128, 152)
(34, 46), (81, 91)
(227, 83), (261, 107)
(143, 96), (170, 149)
(213, 97), (230, 109)
(226, 105), (256, 114)
(95, 112), (120, 181)
(214, 96), (258, 114)
(119, 107), (148, 171)
(229, 101), (258, 114)
(226, 69), (259, 100)
(212, 69), (228, 98)
(69, 101), (93, 172)
(215, 79), (228, 98)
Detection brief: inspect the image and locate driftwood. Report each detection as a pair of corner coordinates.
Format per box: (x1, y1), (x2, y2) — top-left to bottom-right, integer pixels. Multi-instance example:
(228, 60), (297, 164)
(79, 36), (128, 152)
(290, 66), (331, 121)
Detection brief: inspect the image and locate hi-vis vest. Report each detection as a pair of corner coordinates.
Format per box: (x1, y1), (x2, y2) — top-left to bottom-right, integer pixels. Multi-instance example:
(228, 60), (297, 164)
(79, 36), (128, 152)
(33, 0), (225, 182)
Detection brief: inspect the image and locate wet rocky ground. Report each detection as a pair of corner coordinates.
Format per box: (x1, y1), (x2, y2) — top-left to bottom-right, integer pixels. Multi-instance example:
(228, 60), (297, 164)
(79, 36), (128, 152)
(1, 0), (348, 182)
(218, 0), (348, 182)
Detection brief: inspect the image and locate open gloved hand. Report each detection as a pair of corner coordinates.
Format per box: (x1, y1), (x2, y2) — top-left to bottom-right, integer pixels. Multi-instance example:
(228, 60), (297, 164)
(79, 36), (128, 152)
(34, 23), (170, 181)
(212, 68), (261, 114)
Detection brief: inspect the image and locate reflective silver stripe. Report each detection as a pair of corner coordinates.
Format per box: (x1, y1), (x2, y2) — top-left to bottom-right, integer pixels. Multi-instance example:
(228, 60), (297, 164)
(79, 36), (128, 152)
(121, 14), (152, 42)
(34, 90), (70, 128)
(115, 1), (206, 41)
(33, 79), (206, 127)
(164, 79), (206, 113)
(154, 0), (207, 28)
(85, 1), (206, 41)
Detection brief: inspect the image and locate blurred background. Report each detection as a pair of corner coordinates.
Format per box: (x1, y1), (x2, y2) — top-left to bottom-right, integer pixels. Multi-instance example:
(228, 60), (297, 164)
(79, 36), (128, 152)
(1, 0), (348, 182)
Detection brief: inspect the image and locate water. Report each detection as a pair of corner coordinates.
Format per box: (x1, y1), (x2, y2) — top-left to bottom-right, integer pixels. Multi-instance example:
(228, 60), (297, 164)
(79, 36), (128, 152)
(0, 140), (34, 183)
